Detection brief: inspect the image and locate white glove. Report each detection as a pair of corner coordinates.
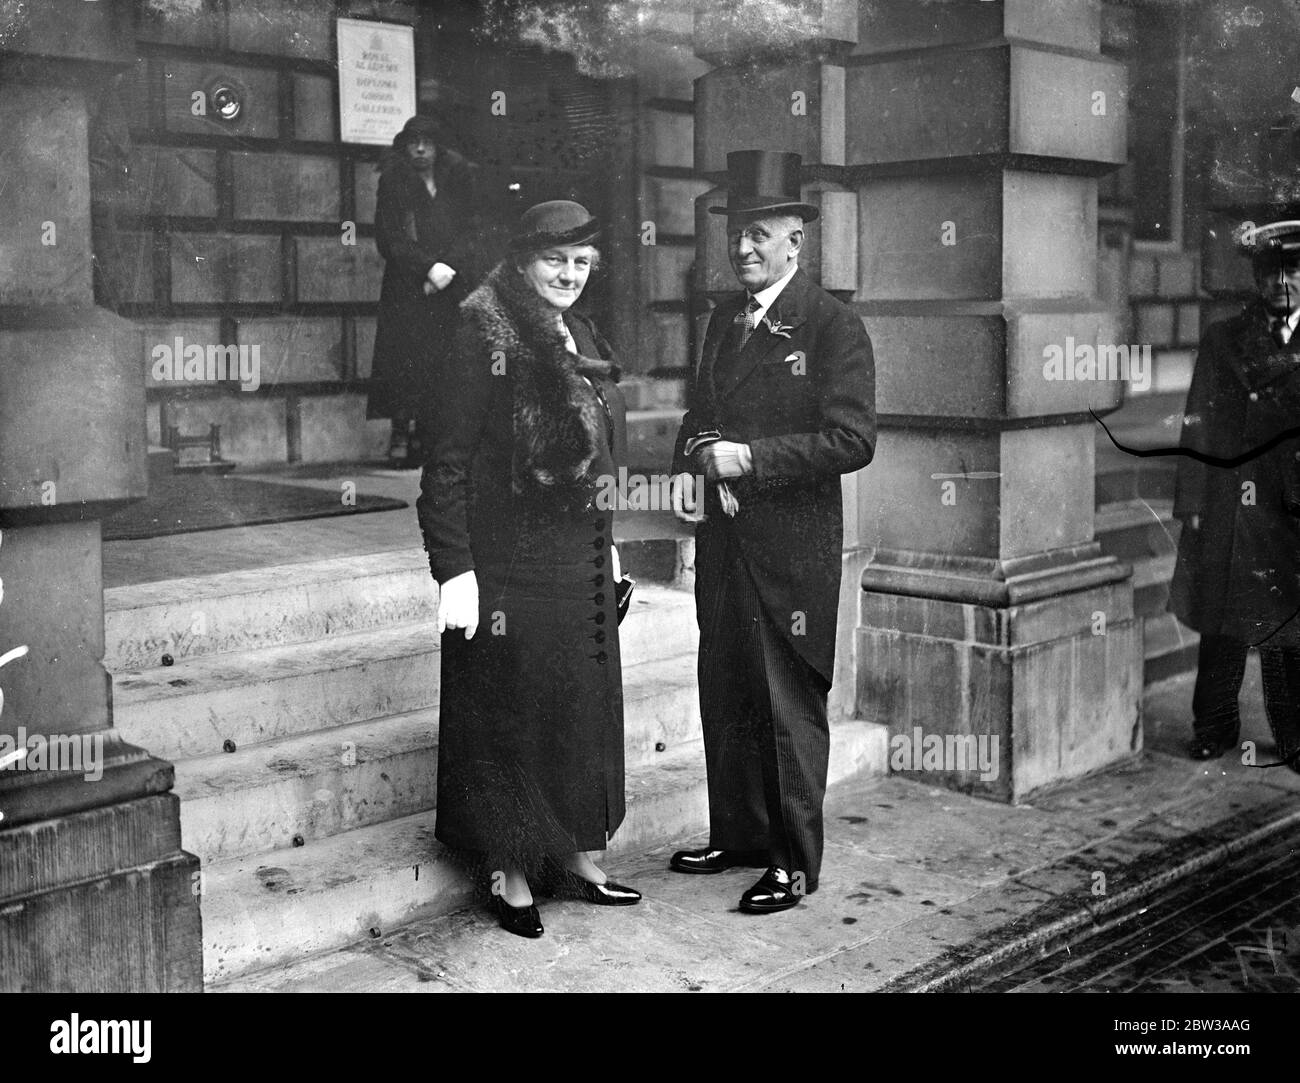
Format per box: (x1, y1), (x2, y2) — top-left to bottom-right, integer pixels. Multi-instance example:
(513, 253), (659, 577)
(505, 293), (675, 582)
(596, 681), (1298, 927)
(670, 472), (698, 523)
(696, 440), (753, 481)
(438, 570), (478, 639)
(611, 544), (621, 583)
(427, 262), (457, 291)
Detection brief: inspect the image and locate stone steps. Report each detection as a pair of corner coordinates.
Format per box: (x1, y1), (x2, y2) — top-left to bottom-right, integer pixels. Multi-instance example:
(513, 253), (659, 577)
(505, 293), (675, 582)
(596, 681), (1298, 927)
(102, 556), (743, 983)
(104, 550), (436, 672)
(1143, 613), (1200, 686)
(1093, 498), (1177, 563)
(170, 650), (702, 866)
(113, 621), (442, 761)
(201, 719), (885, 986)
(1095, 459), (1177, 506)
(1094, 496), (1193, 684)
(106, 546), (697, 674)
(103, 543), (887, 986)
(111, 569), (700, 761)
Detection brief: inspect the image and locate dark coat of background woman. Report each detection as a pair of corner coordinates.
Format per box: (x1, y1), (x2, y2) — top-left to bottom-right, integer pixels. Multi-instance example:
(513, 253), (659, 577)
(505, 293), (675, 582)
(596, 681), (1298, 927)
(367, 143), (481, 427)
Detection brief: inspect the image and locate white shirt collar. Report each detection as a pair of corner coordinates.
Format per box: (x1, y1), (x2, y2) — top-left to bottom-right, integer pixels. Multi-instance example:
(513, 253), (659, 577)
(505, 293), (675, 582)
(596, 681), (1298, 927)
(557, 312), (578, 354)
(747, 262), (799, 326)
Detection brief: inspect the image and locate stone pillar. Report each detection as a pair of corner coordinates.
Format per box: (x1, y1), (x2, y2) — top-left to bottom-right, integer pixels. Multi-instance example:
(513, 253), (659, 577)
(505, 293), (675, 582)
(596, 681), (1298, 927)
(692, 0), (1142, 802)
(0, 0), (202, 991)
(848, 0), (1140, 801)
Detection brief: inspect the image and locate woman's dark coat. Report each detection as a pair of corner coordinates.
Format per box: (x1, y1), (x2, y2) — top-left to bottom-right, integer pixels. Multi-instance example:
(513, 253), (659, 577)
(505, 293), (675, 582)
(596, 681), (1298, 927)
(367, 149), (479, 422)
(416, 263), (628, 867)
(1170, 299), (1300, 647)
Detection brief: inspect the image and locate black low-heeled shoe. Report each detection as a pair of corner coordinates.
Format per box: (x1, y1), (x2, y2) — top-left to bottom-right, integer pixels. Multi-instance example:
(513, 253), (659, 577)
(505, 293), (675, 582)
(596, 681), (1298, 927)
(492, 894), (544, 938)
(541, 869), (642, 906)
(1187, 735), (1236, 761)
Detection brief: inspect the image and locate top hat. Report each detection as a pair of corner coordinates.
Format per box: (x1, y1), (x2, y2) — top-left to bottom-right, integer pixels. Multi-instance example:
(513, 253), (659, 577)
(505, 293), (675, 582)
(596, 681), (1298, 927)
(709, 150), (819, 222)
(508, 200), (601, 253)
(1235, 213), (1300, 258)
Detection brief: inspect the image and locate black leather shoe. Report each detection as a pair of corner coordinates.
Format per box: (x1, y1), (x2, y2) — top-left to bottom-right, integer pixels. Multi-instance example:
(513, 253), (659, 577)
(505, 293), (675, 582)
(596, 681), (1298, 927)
(540, 869), (642, 906)
(492, 894), (544, 938)
(739, 866), (809, 913)
(1187, 735), (1236, 761)
(669, 847), (768, 874)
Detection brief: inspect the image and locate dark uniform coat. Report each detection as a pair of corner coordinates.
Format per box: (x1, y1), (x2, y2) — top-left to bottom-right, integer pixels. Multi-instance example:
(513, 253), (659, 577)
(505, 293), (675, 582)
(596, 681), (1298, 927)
(1170, 300), (1300, 648)
(671, 267), (876, 684)
(417, 263), (627, 870)
(368, 150), (479, 422)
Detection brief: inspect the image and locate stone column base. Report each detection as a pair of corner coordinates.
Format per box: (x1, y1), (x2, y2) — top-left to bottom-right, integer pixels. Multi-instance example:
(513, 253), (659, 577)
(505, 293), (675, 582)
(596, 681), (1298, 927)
(856, 546), (1142, 802)
(0, 792), (202, 992)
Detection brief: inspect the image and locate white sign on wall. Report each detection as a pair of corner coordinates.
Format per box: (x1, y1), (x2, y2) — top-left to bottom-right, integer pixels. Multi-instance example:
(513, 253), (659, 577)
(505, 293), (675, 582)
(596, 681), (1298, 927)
(336, 18), (416, 145)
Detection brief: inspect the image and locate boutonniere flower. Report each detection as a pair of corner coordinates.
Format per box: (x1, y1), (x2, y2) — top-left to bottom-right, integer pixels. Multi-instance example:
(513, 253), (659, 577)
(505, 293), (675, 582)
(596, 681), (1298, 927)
(763, 316), (794, 339)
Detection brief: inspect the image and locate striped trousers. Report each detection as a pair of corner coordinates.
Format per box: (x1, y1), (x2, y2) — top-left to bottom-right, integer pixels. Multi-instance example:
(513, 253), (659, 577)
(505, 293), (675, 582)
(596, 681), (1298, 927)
(1193, 634), (1300, 763)
(697, 535), (832, 885)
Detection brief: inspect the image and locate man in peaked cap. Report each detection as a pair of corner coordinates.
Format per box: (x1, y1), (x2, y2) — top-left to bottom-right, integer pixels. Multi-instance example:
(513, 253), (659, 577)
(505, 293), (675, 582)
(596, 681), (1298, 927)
(1170, 211), (1300, 772)
(667, 150), (876, 911)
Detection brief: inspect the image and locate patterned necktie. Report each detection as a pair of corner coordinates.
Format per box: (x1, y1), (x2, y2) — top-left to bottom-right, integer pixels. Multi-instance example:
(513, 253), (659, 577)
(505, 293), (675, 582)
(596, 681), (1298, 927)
(733, 296), (761, 354)
(1272, 316), (1291, 348)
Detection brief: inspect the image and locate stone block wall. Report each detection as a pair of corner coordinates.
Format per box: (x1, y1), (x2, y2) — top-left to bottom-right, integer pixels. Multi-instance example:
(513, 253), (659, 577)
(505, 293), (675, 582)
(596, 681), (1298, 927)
(1128, 249), (1202, 396)
(96, 0), (418, 466)
(632, 26), (710, 382)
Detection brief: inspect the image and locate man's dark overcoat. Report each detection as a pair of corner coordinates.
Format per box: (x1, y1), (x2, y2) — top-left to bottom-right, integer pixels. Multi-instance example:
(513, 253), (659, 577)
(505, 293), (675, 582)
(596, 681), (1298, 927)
(1170, 299), (1300, 648)
(672, 267), (876, 684)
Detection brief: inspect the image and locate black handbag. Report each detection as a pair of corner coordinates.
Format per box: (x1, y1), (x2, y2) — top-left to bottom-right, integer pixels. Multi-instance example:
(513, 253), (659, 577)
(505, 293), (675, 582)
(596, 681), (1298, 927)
(615, 575), (635, 624)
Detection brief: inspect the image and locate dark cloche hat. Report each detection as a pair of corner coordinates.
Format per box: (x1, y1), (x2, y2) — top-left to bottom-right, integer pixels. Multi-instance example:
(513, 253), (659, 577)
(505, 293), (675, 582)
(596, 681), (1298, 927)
(1234, 212), (1300, 259)
(709, 150), (819, 222)
(393, 114), (442, 149)
(509, 200), (601, 253)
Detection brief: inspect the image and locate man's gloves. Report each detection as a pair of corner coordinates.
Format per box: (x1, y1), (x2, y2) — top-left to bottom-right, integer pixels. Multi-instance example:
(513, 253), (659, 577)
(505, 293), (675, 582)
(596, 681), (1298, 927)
(670, 472), (698, 523)
(696, 440), (753, 481)
(675, 434), (751, 521)
(425, 262), (457, 293)
(438, 570), (478, 639)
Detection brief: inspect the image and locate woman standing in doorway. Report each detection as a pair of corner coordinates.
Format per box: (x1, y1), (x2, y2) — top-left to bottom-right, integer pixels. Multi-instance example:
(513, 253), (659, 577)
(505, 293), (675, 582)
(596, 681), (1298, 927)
(368, 115), (477, 467)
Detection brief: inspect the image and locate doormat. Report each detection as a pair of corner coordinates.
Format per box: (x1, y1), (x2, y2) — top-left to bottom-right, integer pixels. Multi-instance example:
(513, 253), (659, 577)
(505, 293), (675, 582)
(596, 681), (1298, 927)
(102, 474), (408, 541)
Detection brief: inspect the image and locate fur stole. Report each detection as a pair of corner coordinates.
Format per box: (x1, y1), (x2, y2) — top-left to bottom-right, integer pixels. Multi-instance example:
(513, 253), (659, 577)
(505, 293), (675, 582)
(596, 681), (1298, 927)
(460, 262), (616, 499)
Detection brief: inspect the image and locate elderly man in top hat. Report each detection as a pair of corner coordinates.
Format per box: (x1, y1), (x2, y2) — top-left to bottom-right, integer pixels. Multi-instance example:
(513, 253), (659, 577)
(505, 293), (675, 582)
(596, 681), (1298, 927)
(667, 150), (876, 911)
(1170, 212), (1300, 771)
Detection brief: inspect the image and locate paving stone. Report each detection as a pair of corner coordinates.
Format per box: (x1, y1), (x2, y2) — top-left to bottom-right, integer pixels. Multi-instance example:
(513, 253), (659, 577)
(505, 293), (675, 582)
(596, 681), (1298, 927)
(827, 775), (1095, 887)
(382, 895), (793, 994)
(757, 879), (1058, 993)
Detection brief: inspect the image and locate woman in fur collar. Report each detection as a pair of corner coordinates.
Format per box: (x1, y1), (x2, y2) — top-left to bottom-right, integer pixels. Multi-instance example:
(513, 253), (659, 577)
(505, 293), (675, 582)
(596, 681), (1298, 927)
(417, 201), (641, 938)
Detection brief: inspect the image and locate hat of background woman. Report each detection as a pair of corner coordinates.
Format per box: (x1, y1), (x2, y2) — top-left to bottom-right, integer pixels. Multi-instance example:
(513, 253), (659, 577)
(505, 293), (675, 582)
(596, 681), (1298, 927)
(709, 150), (819, 222)
(393, 114), (442, 149)
(1234, 210), (1300, 258)
(509, 200), (601, 253)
